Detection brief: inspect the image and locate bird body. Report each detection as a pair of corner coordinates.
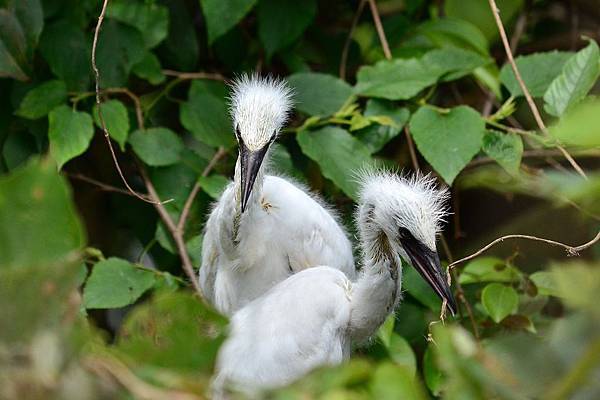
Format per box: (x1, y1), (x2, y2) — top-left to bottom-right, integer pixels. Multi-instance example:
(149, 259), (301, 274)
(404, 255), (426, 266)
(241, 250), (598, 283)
(214, 172), (457, 394)
(199, 75), (355, 315)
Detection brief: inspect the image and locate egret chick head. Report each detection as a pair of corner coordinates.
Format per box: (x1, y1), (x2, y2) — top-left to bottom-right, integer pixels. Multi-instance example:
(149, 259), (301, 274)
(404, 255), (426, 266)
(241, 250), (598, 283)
(356, 170), (449, 252)
(229, 74), (293, 151)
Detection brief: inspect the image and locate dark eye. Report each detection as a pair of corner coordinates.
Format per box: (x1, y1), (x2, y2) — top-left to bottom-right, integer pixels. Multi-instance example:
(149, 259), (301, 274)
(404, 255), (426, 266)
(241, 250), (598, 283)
(398, 227), (411, 239)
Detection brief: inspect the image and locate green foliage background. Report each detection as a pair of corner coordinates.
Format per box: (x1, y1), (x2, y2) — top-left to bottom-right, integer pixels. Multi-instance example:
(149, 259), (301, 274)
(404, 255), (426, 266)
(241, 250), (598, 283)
(0, 0), (599, 398)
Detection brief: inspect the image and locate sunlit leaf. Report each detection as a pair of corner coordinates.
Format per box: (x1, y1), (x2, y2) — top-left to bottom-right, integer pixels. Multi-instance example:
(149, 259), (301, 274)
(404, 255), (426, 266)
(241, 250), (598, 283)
(481, 283), (519, 323)
(423, 346), (444, 396)
(129, 127), (184, 167)
(482, 130), (523, 175)
(459, 257), (522, 285)
(388, 334), (417, 376)
(48, 105), (94, 169)
(16, 80), (67, 119)
(370, 363), (426, 400)
(410, 106), (485, 184)
(93, 99), (129, 151)
(529, 271), (559, 297)
(107, 0), (169, 48)
(543, 39), (600, 117)
(550, 98), (600, 148)
(288, 72), (353, 116)
(296, 126), (373, 200)
(500, 51), (572, 97)
(83, 257), (156, 309)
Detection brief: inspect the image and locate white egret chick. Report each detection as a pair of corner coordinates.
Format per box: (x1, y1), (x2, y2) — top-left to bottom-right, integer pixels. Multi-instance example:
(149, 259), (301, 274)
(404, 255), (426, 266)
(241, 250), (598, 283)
(199, 74), (355, 315)
(214, 171), (457, 395)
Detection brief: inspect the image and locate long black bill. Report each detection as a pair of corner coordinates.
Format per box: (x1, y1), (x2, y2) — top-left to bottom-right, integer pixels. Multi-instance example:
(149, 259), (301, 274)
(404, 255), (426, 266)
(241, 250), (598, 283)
(239, 142), (269, 213)
(401, 234), (458, 315)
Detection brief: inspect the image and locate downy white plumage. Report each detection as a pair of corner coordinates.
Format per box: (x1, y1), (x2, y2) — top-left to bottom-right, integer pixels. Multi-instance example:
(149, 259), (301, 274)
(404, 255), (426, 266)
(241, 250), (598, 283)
(199, 74), (355, 315)
(213, 171), (457, 394)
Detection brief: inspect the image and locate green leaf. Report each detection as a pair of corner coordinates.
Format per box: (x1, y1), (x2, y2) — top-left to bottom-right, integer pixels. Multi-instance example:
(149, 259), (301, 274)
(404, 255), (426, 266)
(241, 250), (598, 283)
(445, 0), (523, 41)
(258, 0), (316, 57)
(95, 20), (146, 87)
(377, 314), (395, 348)
(499, 51), (573, 97)
(48, 105), (94, 169)
(482, 130), (523, 175)
(16, 80), (67, 119)
(132, 51), (165, 85)
(180, 80), (234, 148)
(422, 47), (491, 82)
(0, 0), (43, 80)
(410, 106), (485, 184)
(288, 72), (353, 116)
(297, 127), (373, 199)
(200, 0), (257, 44)
(388, 334), (417, 376)
(370, 363), (427, 400)
(544, 39), (600, 117)
(83, 258), (155, 309)
(423, 346), (444, 396)
(459, 257), (521, 285)
(39, 19), (91, 91)
(270, 143), (301, 178)
(93, 100), (130, 151)
(354, 58), (440, 100)
(160, 1), (198, 71)
(403, 265), (443, 312)
(550, 99), (600, 148)
(129, 127), (184, 167)
(481, 283), (519, 323)
(198, 174), (229, 199)
(0, 157), (85, 269)
(107, 0), (169, 48)
(116, 291), (227, 372)
(356, 99), (410, 154)
(417, 17), (489, 55)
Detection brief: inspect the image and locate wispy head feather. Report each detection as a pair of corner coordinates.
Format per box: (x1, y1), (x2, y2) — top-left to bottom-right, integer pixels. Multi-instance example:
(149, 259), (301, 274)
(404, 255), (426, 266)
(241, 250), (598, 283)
(229, 73), (293, 151)
(356, 168), (449, 250)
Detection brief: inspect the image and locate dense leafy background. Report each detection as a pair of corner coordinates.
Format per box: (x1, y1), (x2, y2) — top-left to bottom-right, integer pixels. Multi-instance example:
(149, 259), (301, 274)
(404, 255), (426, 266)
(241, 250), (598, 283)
(0, 0), (599, 398)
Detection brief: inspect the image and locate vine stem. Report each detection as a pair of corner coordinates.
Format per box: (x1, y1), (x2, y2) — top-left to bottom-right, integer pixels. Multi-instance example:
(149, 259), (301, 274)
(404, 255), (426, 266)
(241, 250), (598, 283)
(448, 231), (600, 269)
(487, 0), (587, 180)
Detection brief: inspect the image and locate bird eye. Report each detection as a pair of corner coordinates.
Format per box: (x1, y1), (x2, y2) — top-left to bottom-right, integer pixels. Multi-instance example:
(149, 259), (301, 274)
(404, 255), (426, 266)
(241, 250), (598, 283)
(398, 227), (411, 239)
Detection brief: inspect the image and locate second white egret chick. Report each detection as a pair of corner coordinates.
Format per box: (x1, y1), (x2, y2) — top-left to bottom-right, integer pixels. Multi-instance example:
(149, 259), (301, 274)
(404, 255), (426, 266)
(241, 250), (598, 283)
(213, 171), (457, 395)
(200, 74), (355, 315)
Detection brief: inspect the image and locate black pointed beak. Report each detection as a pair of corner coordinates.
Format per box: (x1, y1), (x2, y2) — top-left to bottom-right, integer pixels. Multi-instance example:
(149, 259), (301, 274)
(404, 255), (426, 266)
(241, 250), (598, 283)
(239, 143), (269, 213)
(401, 237), (457, 316)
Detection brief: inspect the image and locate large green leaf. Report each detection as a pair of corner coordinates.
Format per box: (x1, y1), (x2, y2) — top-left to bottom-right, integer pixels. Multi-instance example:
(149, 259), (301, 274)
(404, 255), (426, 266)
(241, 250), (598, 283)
(129, 127), (184, 167)
(15, 80), (67, 119)
(550, 99), (600, 148)
(370, 363), (427, 400)
(354, 58), (440, 100)
(499, 51), (573, 97)
(132, 51), (165, 85)
(107, 0), (169, 48)
(481, 283), (519, 323)
(93, 99), (130, 151)
(39, 19), (91, 91)
(543, 39), (600, 117)
(258, 0), (316, 57)
(417, 17), (488, 55)
(459, 257), (522, 285)
(403, 264), (442, 312)
(482, 130), (523, 175)
(95, 19), (146, 87)
(200, 0), (257, 44)
(288, 72), (353, 116)
(0, 0), (43, 80)
(83, 257), (156, 309)
(388, 334), (417, 376)
(422, 47), (491, 82)
(445, 0), (523, 41)
(180, 80), (234, 148)
(409, 106), (485, 184)
(0, 157), (85, 269)
(356, 99), (409, 154)
(296, 126), (373, 200)
(48, 105), (94, 169)
(198, 174), (229, 199)
(116, 291), (227, 372)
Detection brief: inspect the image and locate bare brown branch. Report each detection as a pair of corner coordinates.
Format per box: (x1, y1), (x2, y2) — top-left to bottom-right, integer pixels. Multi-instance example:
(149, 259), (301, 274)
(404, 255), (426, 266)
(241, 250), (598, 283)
(367, 0), (392, 60)
(448, 230), (600, 269)
(161, 70), (225, 81)
(487, 0), (587, 179)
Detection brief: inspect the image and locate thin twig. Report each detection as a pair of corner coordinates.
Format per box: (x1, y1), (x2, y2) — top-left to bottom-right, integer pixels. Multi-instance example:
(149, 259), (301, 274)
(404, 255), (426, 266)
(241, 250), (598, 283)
(448, 230), (600, 269)
(487, 0), (587, 179)
(368, 0), (392, 59)
(340, 0), (366, 80)
(404, 126), (419, 171)
(67, 172), (137, 197)
(177, 147), (228, 232)
(92, 0), (162, 204)
(161, 70), (225, 81)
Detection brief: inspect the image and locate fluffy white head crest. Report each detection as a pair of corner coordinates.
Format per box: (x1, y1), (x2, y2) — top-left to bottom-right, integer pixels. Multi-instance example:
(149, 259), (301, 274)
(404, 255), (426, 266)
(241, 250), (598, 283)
(229, 74), (293, 151)
(356, 169), (449, 250)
